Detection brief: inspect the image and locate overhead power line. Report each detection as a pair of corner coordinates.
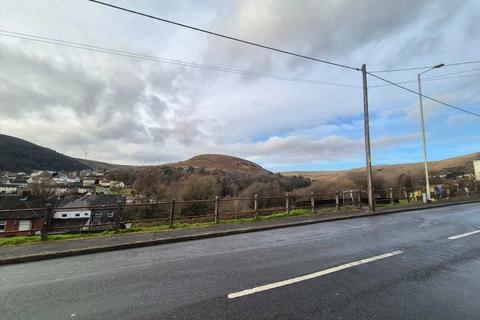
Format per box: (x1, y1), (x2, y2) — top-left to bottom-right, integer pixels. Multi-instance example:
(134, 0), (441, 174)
(369, 60), (480, 73)
(367, 72), (480, 118)
(0, 30), (361, 88)
(426, 67), (480, 79)
(369, 72), (480, 88)
(87, 0), (360, 71)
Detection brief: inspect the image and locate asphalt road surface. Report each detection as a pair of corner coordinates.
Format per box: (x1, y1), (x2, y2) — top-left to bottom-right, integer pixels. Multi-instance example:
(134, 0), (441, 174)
(1, 203), (480, 319)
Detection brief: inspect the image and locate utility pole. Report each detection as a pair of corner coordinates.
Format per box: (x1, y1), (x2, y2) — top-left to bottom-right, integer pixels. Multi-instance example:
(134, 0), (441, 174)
(417, 63), (444, 201)
(417, 74), (430, 202)
(361, 64), (375, 211)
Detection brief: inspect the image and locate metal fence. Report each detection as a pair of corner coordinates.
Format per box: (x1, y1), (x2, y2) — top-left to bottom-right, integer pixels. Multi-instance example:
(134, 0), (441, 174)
(1, 184), (479, 239)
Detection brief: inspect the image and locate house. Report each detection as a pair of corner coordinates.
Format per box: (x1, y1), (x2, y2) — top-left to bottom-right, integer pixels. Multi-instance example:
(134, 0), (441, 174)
(0, 195), (46, 237)
(474, 159), (480, 181)
(82, 177), (98, 186)
(99, 179), (112, 187)
(50, 194), (125, 232)
(109, 181), (126, 189)
(0, 185), (18, 194)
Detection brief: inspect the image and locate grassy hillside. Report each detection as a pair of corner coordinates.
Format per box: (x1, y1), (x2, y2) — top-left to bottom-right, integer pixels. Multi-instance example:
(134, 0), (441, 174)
(283, 152), (480, 193)
(76, 158), (134, 171)
(162, 154), (270, 173)
(0, 134), (90, 172)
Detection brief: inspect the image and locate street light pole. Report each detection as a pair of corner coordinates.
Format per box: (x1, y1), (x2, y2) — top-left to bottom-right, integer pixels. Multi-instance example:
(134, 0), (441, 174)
(417, 63), (444, 201)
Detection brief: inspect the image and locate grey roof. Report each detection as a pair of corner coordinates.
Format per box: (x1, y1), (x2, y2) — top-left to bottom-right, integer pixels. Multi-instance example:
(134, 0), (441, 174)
(0, 195), (46, 219)
(54, 194), (125, 210)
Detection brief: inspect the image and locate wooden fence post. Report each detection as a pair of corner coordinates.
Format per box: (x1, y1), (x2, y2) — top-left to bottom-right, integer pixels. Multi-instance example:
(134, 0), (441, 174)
(310, 192), (315, 213)
(214, 196), (220, 224)
(169, 199), (175, 227)
(41, 203), (52, 241)
(254, 194), (258, 219)
(389, 187), (394, 204)
(285, 193), (290, 214)
(402, 187), (408, 202)
(335, 191), (340, 211)
(114, 199), (123, 232)
(357, 190), (362, 209)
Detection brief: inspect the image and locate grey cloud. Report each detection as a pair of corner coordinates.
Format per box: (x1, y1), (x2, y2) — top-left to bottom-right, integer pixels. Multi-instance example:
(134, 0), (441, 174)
(0, 44), (105, 118)
(0, 42), (199, 149)
(204, 0), (464, 71)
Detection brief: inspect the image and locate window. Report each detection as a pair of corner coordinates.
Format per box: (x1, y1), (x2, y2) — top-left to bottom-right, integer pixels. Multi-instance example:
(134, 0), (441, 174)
(18, 220), (31, 231)
(107, 212), (114, 218)
(84, 213), (89, 216)
(62, 214), (68, 218)
(0, 221), (5, 232)
(95, 212), (102, 218)
(75, 213), (80, 217)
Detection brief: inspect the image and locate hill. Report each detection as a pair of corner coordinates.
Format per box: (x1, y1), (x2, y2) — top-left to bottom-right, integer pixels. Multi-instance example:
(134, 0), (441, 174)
(283, 152), (480, 193)
(162, 154), (270, 173)
(76, 158), (134, 171)
(0, 134), (90, 172)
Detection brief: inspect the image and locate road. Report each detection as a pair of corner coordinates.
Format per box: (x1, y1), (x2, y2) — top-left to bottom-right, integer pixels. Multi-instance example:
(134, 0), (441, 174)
(1, 203), (480, 319)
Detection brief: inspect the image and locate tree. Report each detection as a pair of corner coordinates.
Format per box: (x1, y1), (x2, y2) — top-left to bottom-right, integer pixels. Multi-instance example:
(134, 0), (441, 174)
(133, 168), (167, 202)
(180, 175), (219, 216)
(27, 180), (55, 200)
(180, 175), (219, 201)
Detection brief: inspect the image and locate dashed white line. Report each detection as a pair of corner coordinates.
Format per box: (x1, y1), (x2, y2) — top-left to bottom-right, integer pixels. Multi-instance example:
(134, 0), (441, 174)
(227, 250), (403, 299)
(448, 230), (480, 240)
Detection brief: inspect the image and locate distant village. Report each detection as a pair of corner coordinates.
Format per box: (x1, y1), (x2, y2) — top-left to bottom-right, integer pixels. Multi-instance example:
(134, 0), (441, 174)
(0, 168), (129, 197)
(0, 168), (130, 237)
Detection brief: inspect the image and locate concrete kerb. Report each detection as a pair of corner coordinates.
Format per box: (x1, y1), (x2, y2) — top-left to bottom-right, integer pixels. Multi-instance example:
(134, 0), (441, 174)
(1, 199), (479, 265)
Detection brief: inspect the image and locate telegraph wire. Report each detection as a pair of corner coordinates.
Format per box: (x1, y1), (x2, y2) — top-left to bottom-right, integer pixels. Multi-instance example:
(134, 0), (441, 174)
(369, 72), (480, 88)
(0, 30), (361, 88)
(369, 60), (480, 73)
(367, 72), (480, 118)
(87, 0), (360, 71)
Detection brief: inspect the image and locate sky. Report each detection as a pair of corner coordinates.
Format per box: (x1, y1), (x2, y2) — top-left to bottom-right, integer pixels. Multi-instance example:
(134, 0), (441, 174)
(0, 0), (479, 172)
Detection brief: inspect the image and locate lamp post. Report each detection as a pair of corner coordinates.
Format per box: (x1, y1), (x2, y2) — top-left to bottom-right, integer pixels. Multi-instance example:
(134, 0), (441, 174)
(417, 63), (444, 201)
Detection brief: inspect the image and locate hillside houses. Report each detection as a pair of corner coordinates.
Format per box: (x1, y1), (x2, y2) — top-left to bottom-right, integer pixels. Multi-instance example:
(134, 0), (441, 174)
(0, 169), (128, 197)
(0, 194), (125, 237)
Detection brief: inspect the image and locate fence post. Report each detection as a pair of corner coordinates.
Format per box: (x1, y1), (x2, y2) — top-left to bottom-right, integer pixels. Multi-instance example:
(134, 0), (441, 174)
(41, 203), (52, 241)
(285, 193), (290, 214)
(446, 186), (450, 198)
(402, 187), (408, 202)
(254, 194), (259, 219)
(357, 190), (362, 209)
(310, 192), (315, 213)
(335, 191), (340, 211)
(169, 198), (175, 227)
(114, 200), (122, 232)
(214, 196), (220, 224)
(389, 187), (394, 204)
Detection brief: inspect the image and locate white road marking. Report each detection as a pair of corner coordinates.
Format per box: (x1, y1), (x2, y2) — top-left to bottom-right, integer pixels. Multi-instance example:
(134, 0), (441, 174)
(227, 250), (403, 299)
(448, 230), (480, 240)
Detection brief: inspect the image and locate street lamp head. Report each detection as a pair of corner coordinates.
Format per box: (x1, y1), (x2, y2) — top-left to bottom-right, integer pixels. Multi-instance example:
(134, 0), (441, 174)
(433, 63), (445, 69)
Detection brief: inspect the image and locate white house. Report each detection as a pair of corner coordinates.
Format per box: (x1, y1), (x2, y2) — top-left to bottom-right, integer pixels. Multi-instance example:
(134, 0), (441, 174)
(474, 160), (480, 181)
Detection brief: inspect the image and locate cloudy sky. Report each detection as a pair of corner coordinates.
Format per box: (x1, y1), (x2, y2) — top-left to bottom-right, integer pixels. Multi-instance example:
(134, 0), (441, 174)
(0, 0), (479, 171)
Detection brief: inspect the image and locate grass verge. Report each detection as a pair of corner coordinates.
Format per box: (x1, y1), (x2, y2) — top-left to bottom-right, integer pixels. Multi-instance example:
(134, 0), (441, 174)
(0, 208), (315, 246)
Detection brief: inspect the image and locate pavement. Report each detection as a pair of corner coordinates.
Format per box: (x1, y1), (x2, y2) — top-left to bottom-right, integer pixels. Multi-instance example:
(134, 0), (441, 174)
(1, 198), (479, 265)
(0, 202), (479, 319)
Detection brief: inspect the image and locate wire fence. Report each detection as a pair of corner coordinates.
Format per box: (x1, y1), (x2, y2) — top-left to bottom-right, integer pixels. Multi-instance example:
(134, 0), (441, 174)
(1, 184), (479, 239)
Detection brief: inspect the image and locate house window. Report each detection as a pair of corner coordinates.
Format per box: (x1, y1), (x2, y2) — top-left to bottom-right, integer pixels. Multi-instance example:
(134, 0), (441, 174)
(62, 214), (68, 218)
(75, 213), (80, 217)
(107, 212), (114, 218)
(18, 220), (31, 231)
(84, 213), (89, 216)
(95, 212), (102, 218)
(0, 221), (5, 232)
